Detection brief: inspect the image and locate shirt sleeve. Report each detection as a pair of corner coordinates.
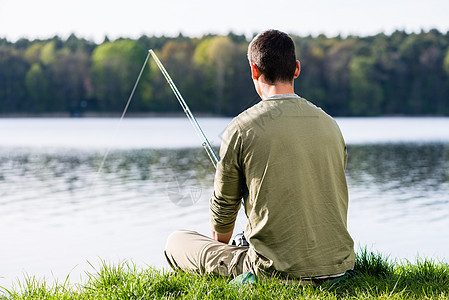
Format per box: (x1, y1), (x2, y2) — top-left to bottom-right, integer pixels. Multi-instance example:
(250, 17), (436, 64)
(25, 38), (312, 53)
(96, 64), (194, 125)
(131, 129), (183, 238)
(209, 120), (244, 234)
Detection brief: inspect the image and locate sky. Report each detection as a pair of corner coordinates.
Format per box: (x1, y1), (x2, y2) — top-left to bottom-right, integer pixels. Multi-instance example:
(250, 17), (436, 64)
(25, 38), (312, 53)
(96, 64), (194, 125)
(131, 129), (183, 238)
(1, 0), (449, 43)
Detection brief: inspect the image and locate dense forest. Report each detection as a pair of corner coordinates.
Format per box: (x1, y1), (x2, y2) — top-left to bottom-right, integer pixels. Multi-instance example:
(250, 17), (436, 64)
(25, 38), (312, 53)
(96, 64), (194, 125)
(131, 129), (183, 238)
(1, 29), (449, 117)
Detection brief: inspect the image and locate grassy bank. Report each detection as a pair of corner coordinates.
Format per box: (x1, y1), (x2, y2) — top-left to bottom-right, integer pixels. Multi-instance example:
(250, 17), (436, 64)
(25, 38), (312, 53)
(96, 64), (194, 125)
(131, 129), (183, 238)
(1, 249), (448, 299)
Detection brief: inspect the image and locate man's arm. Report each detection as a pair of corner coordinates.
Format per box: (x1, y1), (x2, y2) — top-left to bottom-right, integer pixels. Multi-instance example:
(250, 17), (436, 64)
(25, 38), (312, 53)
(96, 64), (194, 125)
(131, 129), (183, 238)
(211, 230), (233, 244)
(210, 120), (243, 242)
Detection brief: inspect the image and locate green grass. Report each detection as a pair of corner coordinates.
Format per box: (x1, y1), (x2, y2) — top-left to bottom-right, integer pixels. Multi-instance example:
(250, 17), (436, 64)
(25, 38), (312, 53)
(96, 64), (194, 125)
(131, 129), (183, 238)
(1, 248), (449, 299)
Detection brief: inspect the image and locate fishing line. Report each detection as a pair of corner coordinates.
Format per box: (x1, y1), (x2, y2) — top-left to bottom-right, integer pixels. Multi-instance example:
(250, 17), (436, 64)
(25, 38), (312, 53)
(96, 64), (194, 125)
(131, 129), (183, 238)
(92, 51), (151, 187)
(92, 49), (220, 191)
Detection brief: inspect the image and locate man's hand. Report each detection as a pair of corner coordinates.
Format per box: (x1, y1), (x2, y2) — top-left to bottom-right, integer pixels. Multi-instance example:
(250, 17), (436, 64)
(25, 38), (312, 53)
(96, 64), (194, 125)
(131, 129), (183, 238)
(211, 230), (233, 244)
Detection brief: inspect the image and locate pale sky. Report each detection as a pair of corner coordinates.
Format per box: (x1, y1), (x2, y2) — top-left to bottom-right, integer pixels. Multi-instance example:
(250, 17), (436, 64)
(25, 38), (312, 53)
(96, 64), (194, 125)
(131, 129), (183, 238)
(1, 0), (449, 42)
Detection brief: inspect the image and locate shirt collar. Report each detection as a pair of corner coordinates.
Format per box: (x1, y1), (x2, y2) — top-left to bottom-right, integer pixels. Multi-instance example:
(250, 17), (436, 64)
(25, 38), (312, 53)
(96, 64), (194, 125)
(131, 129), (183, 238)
(263, 93), (301, 100)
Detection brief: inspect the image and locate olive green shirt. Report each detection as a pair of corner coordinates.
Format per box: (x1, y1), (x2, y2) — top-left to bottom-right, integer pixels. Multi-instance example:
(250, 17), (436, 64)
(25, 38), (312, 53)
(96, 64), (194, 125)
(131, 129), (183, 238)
(210, 94), (355, 278)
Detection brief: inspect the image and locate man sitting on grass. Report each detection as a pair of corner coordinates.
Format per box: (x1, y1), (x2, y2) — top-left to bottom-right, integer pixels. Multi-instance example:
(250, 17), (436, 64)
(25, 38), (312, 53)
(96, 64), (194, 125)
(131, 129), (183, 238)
(165, 29), (355, 284)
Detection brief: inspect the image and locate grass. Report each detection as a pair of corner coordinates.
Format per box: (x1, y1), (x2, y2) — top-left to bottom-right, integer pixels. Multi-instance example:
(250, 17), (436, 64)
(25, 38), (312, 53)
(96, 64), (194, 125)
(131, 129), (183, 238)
(1, 248), (448, 299)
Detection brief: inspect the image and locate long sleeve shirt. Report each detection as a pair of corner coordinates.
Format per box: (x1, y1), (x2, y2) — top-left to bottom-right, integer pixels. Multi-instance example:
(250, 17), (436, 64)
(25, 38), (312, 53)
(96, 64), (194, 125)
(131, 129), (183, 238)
(210, 94), (355, 278)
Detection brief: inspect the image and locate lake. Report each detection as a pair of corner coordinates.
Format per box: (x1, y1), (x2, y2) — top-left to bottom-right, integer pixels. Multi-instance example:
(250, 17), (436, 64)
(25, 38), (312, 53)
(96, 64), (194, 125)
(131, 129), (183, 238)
(0, 117), (448, 289)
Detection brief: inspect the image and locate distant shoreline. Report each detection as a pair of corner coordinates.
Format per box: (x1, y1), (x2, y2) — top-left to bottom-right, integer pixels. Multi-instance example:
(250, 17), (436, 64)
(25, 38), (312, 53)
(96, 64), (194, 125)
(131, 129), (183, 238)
(0, 112), (220, 118)
(2, 113), (448, 119)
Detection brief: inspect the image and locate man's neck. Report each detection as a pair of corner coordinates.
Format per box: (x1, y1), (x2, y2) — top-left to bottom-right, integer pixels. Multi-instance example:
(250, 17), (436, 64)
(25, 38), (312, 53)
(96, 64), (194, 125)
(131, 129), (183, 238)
(259, 81), (295, 99)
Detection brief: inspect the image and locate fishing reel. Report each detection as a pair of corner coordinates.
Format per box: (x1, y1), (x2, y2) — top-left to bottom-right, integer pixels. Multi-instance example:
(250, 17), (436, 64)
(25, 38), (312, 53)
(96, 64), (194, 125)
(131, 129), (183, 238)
(230, 232), (249, 247)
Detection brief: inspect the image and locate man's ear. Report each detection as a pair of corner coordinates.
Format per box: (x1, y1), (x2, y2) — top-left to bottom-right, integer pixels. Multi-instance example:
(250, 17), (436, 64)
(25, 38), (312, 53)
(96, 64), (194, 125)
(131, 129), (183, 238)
(251, 63), (260, 80)
(293, 60), (301, 79)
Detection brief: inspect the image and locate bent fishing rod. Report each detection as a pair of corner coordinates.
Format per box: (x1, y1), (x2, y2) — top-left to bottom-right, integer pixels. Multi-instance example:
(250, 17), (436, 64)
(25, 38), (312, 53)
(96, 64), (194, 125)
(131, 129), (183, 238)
(149, 50), (219, 168)
(92, 50), (218, 192)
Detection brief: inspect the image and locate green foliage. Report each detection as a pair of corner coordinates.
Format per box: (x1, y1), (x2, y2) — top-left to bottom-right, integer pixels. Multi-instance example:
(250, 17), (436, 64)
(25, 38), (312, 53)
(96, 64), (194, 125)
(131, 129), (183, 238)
(1, 30), (449, 116)
(39, 41), (57, 66)
(0, 47), (29, 112)
(443, 49), (449, 75)
(348, 56), (384, 116)
(91, 39), (148, 112)
(24, 63), (51, 112)
(23, 42), (44, 63)
(193, 36), (237, 114)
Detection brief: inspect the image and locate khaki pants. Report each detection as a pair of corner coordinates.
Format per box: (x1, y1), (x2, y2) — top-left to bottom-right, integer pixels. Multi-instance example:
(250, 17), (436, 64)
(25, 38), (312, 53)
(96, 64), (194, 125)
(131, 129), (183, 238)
(164, 230), (253, 277)
(164, 230), (351, 285)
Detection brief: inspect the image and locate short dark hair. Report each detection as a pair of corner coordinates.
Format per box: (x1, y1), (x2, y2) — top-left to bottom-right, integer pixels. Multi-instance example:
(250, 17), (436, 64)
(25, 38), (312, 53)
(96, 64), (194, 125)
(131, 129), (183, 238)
(247, 30), (297, 84)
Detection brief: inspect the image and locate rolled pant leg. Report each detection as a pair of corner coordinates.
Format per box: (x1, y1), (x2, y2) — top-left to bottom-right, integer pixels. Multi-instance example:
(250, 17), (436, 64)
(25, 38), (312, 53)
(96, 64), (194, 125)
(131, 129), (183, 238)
(164, 230), (250, 277)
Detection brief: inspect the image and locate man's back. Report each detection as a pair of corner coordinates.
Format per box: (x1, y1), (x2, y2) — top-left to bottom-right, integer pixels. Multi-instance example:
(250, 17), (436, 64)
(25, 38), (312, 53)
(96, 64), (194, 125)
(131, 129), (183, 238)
(211, 94), (355, 278)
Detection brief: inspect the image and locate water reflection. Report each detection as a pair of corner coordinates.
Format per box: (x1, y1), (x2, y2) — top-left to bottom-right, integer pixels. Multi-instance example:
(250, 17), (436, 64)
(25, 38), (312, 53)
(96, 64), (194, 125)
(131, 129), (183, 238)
(347, 143), (449, 190)
(346, 144), (449, 213)
(1, 143), (448, 212)
(0, 148), (216, 222)
(345, 143), (449, 253)
(1, 144), (448, 222)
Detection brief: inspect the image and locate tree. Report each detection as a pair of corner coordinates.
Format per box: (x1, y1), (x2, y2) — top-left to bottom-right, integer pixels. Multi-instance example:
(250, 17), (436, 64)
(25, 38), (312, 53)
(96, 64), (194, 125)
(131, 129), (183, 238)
(24, 42), (44, 63)
(40, 41), (57, 66)
(52, 49), (92, 114)
(348, 56), (384, 116)
(25, 63), (52, 112)
(193, 36), (236, 114)
(399, 31), (447, 114)
(91, 39), (148, 112)
(1, 30), (449, 116)
(294, 38), (328, 110)
(145, 41), (196, 113)
(323, 40), (357, 115)
(0, 48), (29, 112)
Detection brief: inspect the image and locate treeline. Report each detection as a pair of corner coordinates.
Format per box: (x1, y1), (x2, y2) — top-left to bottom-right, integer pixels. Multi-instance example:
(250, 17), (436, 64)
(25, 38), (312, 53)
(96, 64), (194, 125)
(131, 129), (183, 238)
(1, 30), (449, 117)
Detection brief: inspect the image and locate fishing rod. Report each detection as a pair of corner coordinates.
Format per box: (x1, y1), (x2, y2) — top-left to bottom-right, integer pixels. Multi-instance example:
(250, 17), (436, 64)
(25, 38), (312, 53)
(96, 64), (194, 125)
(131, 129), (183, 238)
(149, 49), (219, 169)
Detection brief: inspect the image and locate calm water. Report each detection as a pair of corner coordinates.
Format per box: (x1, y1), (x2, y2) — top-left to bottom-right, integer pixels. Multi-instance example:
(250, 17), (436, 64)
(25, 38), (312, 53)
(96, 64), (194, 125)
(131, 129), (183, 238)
(0, 117), (449, 289)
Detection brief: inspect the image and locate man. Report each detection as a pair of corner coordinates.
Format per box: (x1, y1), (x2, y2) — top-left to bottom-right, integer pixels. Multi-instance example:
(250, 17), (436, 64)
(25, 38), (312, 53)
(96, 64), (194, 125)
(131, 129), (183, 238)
(165, 29), (355, 282)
